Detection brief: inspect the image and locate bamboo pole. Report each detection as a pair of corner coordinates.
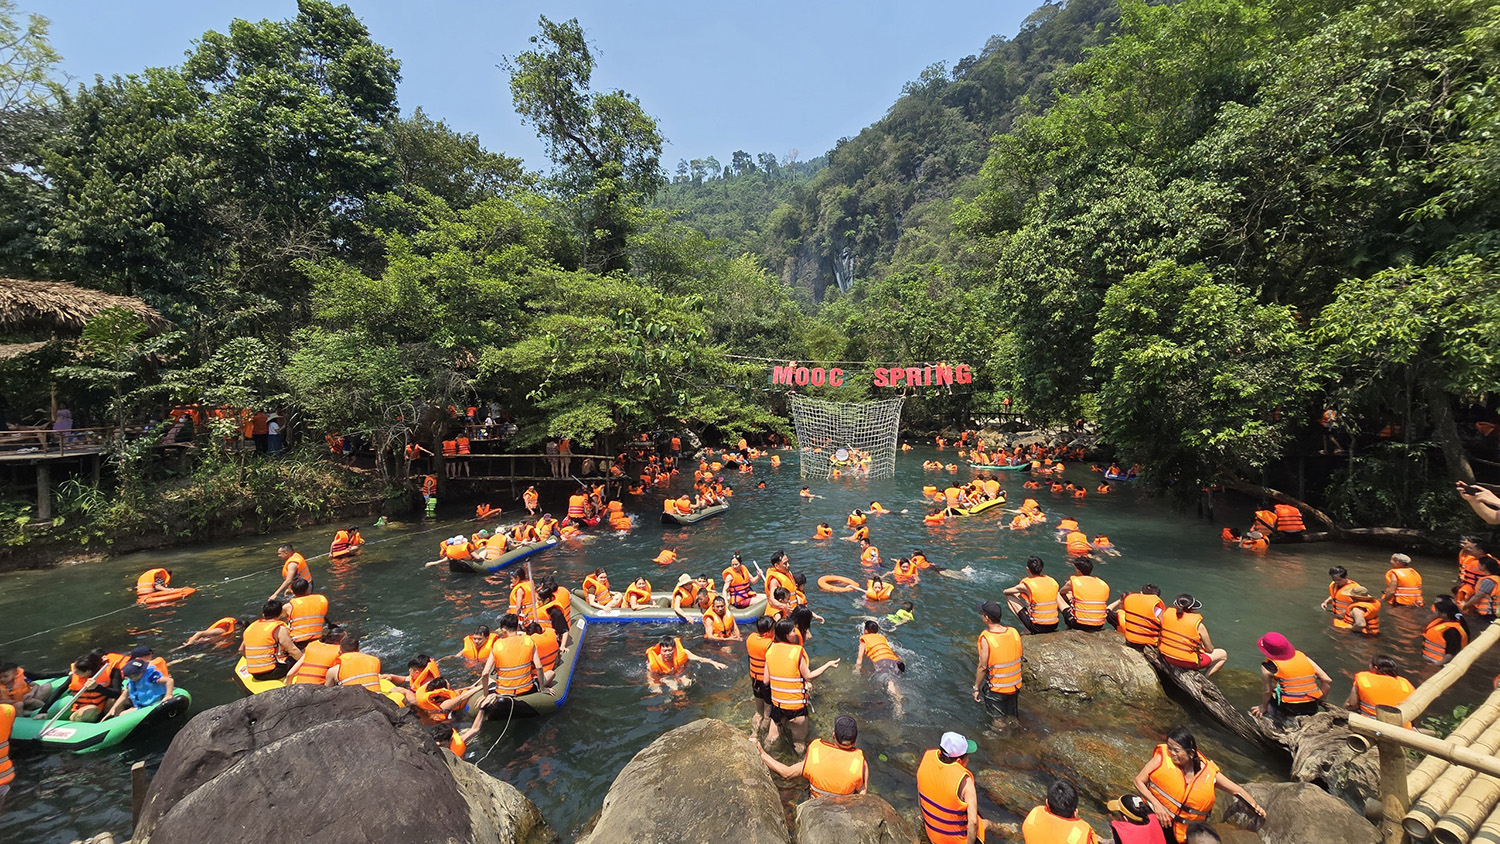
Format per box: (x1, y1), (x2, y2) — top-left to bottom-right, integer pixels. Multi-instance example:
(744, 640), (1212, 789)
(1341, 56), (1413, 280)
(1376, 705), (1413, 844)
(1470, 800), (1500, 844)
(1357, 713), (1500, 839)
(1436, 772), (1500, 844)
(1409, 690), (1500, 798)
(1402, 624), (1500, 724)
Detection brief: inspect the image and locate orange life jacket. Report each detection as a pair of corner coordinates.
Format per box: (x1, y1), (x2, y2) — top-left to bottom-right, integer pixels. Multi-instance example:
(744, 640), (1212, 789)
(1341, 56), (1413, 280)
(647, 638), (690, 675)
(336, 652), (382, 691)
(1329, 581), (1361, 628)
(916, 748), (972, 844)
(0, 669), (28, 704)
(291, 640), (342, 685)
(1021, 575), (1060, 625)
(1476, 575), (1500, 616)
(766, 642), (808, 709)
(449, 729), (466, 757)
(1354, 671), (1415, 721)
(490, 635), (537, 694)
(623, 582), (653, 606)
(1344, 598), (1381, 636)
(979, 628), (1022, 693)
(1274, 504), (1305, 532)
(531, 627), (559, 673)
(804, 738), (866, 796)
(1117, 593), (1164, 646)
(461, 633), (499, 662)
(244, 619), (288, 673)
(746, 632), (773, 680)
(1021, 806), (1095, 843)
(866, 580), (893, 601)
(860, 632), (899, 667)
(1271, 651), (1322, 703)
(416, 686), (457, 720)
(1068, 575), (1110, 626)
(442, 540), (472, 561)
(442, 439), (457, 456)
(1144, 743), (1219, 842)
(0, 702), (13, 788)
(509, 581), (537, 625)
(287, 594), (329, 644)
(136, 568), (170, 595)
(421, 476), (437, 496)
(1386, 567), (1424, 606)
(568, 494), (588, 518)
(1157, 610), (1204, 666)
(1254, 509), (1278, 532)
(704, 608), (736, 638)
(1423, 618), (1467, 663)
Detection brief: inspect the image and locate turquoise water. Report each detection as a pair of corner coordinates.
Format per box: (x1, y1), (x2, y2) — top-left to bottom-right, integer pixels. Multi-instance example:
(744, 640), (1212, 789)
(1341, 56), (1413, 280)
(0, 447), (1482, 842)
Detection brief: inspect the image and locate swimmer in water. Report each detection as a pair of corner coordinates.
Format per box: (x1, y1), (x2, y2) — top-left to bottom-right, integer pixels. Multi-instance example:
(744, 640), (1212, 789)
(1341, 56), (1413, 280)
(886, 601), (915, 626)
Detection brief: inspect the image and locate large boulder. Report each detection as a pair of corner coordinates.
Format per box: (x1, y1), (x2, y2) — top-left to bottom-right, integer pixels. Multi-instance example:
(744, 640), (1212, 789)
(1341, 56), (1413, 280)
(1221, 782), (1377, 844)
(133, 684), (554, 844)
(575, 718), (789, 844)
(1273, 712), (1379, 813)
(794, 794), (918, 844)
(1022, 629), (1165, 704)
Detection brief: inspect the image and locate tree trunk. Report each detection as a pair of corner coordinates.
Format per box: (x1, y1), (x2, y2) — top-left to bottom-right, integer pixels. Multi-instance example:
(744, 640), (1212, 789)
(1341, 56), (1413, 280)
(1142, 647), (1288, 754)
(1427, 384), (1475, 483)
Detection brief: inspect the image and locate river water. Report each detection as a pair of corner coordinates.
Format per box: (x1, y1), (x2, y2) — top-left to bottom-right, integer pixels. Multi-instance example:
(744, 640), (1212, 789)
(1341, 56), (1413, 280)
(0, 447), (1486, 843)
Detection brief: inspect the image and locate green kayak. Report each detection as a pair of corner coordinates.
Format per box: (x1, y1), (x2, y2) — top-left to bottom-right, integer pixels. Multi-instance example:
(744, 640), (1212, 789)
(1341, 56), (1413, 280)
(10, 676), (193, 753)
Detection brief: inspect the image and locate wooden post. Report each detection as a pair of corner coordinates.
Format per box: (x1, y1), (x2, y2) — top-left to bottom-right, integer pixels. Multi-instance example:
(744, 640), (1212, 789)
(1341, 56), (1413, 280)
(130, 760), (149, 832)
(1376, 705), (1411, 844)
(35, 462), (51, 520)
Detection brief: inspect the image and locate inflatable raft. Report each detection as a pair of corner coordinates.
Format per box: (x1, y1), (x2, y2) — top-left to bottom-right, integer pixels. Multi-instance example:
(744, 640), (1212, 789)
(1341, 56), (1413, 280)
(1103, 471), (1136, 482)
(969, 462), (1031, 473)
(947, 495), (1008, 517)
(233, 657), (407, 706)
(447, 536), (560, 574)
(660, 502), (729, 526)
(12, 677), (192, 753)
(467, 615), (588, 718)
(569, 590), (766, 623)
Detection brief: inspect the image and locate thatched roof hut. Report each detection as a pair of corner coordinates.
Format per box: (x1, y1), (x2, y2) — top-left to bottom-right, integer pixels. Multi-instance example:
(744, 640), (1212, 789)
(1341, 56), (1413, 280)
(0, 279), (165, 334)
(0, 340), (49, 360)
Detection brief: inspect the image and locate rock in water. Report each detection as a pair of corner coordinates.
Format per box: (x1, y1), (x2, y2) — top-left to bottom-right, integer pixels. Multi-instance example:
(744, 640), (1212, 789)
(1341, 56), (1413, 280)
(1221, 782), (1377, 844)
(132, 685), (554, 844)
(576, 718), (789, 844)
(795, 794), (918, 844)
(1022, 629), (1165, 703)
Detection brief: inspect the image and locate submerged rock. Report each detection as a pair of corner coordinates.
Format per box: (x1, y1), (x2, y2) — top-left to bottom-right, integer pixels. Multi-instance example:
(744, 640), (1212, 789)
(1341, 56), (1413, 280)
(1022, 629), (1165, 703)
(133, 684), (554, 844)
(576, 718), (789, 844)
(795, 794), (918, 844)
(1221, 782), (1377, 844)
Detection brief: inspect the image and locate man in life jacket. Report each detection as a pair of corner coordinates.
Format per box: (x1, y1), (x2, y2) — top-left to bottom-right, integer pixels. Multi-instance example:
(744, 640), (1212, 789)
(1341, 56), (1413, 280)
(1345, 654), (1415, 722)
(1381, 553), (1424, 606)
(759, 714), (868, 798)
(286, 624), (347, 685)
(855, 619), (906, 716)
(270, 543), (312, 601)
(286, 578), (329, 648)
(323, 636), (391, 693)
(702, 595), (740, 642)
(180, 616), (248, 649)
(1341, 585), (1381, 636)
(1108, 584), (1165, 648)
(480, 614), (543, 700)
(670, 574), (712, 622)
(1003, 556), (1060, 634)
(329, 526), (363, 559)
(241, 599), (303, 681)
(104, 658), (174, 719)
(1059, 557), (1110, 632)
(1250, 632), (1332, 719)
(1106, 794), (1166, 844)
(1021, 779), (1098, 843)
(916, 731), (982, 844)
(645, 635), (725, 693)
(974, 601), (1022, 719)
(1319, 566), (1362, 628)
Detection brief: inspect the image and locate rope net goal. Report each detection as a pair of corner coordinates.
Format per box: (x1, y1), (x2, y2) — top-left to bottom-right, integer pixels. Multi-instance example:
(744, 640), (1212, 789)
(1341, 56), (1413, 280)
(788, 395), (905, 479)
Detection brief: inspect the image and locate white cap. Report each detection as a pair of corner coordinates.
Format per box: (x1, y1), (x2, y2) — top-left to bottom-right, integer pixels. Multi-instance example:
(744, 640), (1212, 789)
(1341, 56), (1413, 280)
(940, 731), (975, 757)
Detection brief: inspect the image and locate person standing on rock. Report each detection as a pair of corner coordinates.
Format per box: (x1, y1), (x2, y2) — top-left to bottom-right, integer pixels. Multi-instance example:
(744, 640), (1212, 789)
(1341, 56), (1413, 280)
(745, 616), (775, 739)
(1021, 779), (1098, 843)
(973, 601), (1022, 719)
(1249, 632), (1331, 719)
(916, 731), (982, 844)
(1004, 556), (1060, 634)
(762, 618), (839, 755)
(758, 713), (868, 797)
(1134, 727), (1264, 844)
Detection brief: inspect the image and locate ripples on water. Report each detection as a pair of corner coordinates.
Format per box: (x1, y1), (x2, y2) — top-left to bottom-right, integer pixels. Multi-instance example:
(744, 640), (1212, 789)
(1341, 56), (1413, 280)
(0, 447), (1484, 842)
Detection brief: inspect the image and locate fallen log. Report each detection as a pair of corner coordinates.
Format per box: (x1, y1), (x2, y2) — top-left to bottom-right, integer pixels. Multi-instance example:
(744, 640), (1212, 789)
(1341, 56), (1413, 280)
(1142, 646), (1286, 754)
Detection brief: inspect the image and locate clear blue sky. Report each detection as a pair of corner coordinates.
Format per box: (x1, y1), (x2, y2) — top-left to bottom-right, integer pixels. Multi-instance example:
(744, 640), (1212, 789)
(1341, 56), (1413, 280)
(31, 1), (1041, 171)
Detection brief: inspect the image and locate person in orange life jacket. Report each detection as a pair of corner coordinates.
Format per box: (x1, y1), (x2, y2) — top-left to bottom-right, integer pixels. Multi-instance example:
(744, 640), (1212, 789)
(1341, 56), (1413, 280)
(1004, 556), (1060, 634)
(1341, 585), (1381, 636)
(478, 614), (543, 700)
(1344, 654), (1415, 719)
(1157, 595), (1228, 676)
(1423, 595), (1471, 664)
(63, 651), (124, 723)
(270, 543), (312, 600)
(1060, 557), (1111, 632)
(1107, 584), (1165, 645)
(1459, 554), (1500, 623)
(1319, 566), (1361, 625)
(760, 714), (868, 797)
(916, 731), (983, 844)
(104, 658), (174, 720)
(1382, 552), (1424, 606)
(180, 616), (250, 648)
(623, 576), (654, 611)
(329, 525), (363, 559)
(241, 599), (303, 681)
(1106, 793), (1167, 844)
(284, 624), (346, 685)
(286, 578), (329, 648)
(1249, 632), (1332, 719)
(323, 636), (397, 690)
(973, 601), (1023, 720)
(429, 706), (487, 759)
(645, 635), (725, 693)
(137, 568), (172, 595)
(1238, 528), (1269, 551)
(0, 661), (53, 716)
(1133, 727), (1262, 843)
(745, 616), (777, 738)
(763, 618), (840, 755)
(671, 573), (713, 621)
(856, 619), (906, 716)
(1022, 779), (1098, 843)
(703, 595), (741, 642)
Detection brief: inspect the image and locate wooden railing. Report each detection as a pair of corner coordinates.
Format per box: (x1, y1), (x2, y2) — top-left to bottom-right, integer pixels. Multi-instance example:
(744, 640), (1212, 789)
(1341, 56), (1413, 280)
(0, 425), (113, 456)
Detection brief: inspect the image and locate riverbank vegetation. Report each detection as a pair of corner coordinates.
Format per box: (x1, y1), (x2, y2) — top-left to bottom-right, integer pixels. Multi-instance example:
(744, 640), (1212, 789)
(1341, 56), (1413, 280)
(0, 0), (1497, 545)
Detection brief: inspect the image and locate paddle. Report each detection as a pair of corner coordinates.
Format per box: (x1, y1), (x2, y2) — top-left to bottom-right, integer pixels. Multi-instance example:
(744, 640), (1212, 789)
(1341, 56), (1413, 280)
(37, 662), (109, 733)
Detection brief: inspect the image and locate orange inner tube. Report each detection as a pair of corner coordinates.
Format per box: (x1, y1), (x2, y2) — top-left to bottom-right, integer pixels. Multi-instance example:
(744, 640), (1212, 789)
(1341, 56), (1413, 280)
(817, 575), (860, 593)
(138, 586), (197, 606)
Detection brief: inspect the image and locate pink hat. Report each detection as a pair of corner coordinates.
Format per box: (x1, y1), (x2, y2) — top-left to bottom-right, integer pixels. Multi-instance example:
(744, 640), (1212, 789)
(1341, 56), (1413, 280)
(1257, 632), (1295, 661)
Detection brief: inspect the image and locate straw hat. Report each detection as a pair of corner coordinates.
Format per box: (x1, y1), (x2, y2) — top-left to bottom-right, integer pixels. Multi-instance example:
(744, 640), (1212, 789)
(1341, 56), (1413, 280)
(1346, 585), (1373, 599)
(675, 573), (692, 587)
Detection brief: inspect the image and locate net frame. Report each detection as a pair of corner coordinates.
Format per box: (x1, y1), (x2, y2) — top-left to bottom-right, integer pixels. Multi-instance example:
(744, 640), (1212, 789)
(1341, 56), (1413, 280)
(788, 395), (905, 479)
